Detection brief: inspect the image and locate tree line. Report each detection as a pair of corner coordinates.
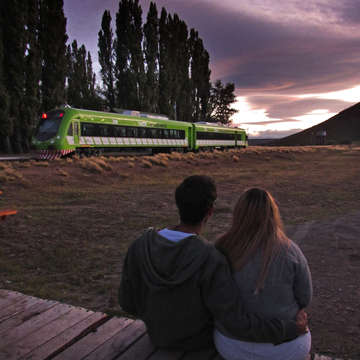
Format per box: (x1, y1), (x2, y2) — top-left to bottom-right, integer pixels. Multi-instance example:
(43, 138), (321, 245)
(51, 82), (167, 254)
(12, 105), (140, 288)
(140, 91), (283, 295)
(0, 0), (237, 154)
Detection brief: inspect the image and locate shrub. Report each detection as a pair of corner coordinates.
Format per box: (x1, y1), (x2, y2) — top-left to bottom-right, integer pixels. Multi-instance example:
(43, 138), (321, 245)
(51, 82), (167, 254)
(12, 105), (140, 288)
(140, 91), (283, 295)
(79, 158), (104, 174)
(34, 161), (49, 167)
(141, 160), (152, 168)
(0, 168), (24, 183)
(57, 169), (69, 177)
(93, 158), (113, 171)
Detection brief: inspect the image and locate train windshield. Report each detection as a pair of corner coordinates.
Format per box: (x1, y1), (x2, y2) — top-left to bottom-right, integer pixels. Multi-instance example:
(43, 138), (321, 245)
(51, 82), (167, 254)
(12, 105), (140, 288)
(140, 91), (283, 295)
(35, 111), (64, 141)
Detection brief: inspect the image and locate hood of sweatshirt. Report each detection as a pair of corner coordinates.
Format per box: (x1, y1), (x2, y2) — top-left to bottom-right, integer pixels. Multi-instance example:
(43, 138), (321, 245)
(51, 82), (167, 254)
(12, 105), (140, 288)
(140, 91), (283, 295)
(135, 228), (212, 288)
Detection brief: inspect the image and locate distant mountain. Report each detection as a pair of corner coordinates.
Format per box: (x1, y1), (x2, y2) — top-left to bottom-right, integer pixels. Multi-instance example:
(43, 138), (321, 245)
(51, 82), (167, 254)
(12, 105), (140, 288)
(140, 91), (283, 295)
(248, 138), (274, 146)
(271, 102), (360, 146)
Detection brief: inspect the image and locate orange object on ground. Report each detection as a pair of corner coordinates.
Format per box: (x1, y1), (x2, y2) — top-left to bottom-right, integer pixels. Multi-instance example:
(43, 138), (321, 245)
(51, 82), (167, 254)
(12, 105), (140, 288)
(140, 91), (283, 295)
(0, 209), (17, 220)
(0, 190), (17, 220)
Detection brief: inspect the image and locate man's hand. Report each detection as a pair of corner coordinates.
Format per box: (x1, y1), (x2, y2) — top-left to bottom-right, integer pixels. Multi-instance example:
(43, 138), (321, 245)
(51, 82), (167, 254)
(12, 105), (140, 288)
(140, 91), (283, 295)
(295, 309), (309, 335)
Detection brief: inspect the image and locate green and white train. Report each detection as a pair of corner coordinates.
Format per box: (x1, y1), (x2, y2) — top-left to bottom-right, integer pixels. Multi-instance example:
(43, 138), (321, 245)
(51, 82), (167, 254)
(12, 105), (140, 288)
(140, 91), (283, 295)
(32, 106), (248, 159)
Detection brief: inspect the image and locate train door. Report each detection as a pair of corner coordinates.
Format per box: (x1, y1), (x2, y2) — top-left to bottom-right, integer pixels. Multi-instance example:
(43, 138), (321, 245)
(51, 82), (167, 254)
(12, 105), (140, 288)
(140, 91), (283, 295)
(73, 120), (80, 145)
(189, 124), (195, 150)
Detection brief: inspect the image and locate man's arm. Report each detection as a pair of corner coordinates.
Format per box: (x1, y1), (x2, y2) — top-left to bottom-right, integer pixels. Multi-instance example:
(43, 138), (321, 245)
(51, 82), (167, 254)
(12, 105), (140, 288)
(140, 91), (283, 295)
(202, 253), (300, 344)
(293, 245), (313, 309)
(118, 250), (138, 316)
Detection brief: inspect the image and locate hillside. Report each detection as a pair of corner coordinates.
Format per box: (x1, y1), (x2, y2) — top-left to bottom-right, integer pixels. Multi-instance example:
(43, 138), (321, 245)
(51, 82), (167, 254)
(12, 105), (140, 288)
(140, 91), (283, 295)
(272, 102), (360, 146)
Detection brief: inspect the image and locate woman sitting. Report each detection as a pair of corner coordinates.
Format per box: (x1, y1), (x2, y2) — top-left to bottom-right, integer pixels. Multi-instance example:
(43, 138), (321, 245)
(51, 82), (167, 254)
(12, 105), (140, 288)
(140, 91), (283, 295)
(214, 188), (312, 360)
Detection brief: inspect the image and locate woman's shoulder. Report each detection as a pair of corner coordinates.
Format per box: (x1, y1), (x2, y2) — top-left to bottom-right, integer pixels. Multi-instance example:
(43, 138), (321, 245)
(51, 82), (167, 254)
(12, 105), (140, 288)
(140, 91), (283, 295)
(279, 239), (308, 265)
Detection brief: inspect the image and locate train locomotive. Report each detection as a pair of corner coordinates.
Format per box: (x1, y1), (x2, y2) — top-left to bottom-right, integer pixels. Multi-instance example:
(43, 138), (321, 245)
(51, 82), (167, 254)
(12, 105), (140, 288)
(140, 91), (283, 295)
(32, 106), (248, 159)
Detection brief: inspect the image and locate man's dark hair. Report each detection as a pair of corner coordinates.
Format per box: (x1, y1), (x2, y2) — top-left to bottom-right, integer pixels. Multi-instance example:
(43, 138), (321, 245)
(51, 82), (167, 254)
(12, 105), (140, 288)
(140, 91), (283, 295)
(175, 175), (217, 225)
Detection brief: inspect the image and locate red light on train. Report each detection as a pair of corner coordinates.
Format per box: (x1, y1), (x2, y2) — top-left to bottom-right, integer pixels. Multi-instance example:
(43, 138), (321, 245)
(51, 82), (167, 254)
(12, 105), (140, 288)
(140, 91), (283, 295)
(42, 113), (47, 119)
(59, 112), (64, 118)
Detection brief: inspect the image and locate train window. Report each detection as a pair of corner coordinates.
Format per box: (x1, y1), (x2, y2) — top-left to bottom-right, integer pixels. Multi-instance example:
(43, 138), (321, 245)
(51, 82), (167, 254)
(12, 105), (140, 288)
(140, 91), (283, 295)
(139, 128), (147, 138)
(81, 123), (97, 137)
(106, 125), (115, 137)
(179, 130), (185, 139)
(126, 127), (138, 138)
(126, 127), (133, 137)
(98, 124), (106, 137)
(163, 129), (169, 139)
(150, 128), (158, 138)
(68, 124), (73, 135)
(34, 110), (64, 141)
(116, 126), (126, 137)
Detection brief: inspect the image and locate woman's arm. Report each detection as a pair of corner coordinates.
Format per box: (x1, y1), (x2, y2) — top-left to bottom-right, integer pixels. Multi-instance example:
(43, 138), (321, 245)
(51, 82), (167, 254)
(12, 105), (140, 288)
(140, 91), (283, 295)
(292, 243), (313, 308)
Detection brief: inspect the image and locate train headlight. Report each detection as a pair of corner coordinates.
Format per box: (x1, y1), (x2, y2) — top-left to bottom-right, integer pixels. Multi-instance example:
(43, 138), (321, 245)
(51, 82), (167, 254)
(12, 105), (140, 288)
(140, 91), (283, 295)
(50, 139), (54, 144)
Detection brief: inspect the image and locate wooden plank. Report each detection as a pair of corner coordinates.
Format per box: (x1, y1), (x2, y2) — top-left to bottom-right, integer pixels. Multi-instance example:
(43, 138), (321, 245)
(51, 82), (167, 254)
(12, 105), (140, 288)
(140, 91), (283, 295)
(53, 317), (134, 360)
(84, 320), (146, 360)
(22, 312), (108, 360)
(0, 295), (40, 322)
(115, 334), (156, 360)
(3, 306), (94, 360)
(0, 299), (56, 335)
(181, 347), (217, 360)
(147, 348), (185, 360)
(0, 290), (26, 309)
(0, 302), (72, 350)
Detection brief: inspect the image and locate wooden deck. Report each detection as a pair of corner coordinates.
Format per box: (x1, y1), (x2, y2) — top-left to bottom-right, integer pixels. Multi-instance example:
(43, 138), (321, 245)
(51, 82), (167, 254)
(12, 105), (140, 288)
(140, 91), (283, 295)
(0, 290), (219, 360)
(0, 290), (345, 360)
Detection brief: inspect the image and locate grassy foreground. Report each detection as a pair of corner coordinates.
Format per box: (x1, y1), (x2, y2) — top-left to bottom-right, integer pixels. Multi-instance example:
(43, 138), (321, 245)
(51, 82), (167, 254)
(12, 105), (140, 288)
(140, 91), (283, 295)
(0, 145), (359, 358)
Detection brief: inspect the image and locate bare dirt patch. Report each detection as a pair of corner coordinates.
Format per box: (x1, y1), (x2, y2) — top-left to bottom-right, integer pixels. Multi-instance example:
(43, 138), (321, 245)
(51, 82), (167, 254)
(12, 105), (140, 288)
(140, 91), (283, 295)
(0, 146), (359, 359)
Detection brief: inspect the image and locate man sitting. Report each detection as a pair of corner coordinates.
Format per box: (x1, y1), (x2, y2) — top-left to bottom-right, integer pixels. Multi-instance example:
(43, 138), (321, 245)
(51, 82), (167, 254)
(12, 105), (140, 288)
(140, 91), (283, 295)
(119, 175), (306, 350)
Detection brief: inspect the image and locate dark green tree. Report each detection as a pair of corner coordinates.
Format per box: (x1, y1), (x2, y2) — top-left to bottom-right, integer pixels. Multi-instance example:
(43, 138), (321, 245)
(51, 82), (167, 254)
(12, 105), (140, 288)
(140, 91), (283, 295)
(0, 2), (11, 152)
(208, 80), (237, 124)
(143, 2), (159, 113)
(115, 0), (144, 110)
(2, 0), (27, 152)
(66, 41), (102, 110)
(40, 0), (68, 112)
(23, 0), (41, 151)
(158, 8), (172, 116)
(66, 40), (83, 108)
(130, 0), (145, 109)
(171, 15), (191, 122)
(189, 29), (211, 123)
(98, 10), (115, 110)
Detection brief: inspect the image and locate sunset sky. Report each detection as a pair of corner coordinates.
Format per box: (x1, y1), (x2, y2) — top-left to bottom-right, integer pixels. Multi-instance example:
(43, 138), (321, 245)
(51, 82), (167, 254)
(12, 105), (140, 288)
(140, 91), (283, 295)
(64, 0), (360, 138)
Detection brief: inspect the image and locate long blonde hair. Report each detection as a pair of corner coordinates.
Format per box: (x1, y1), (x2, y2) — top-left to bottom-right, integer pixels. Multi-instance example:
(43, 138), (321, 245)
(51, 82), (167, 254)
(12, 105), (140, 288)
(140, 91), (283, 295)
(216, 188), (289, 293)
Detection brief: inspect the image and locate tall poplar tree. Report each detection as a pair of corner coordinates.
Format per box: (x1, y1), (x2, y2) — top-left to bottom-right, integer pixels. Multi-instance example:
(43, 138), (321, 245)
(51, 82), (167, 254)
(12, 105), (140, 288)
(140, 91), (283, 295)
(115, 0), (144, 110)
(40, 0), (68, 112)
(66, 40), (83, 108)
(130, 0), (145, 109)
(98, 10), (115, 111)
(170, 15), (191, 122)
(67, 41), (101, 110)
(189, 29), (211, 123)
(0, 1), (11, 152)
(158, 8), (171, 116)
(2, 0), (27, 152)
(23, 0), (41, 150)
(143, 2), (159, 113)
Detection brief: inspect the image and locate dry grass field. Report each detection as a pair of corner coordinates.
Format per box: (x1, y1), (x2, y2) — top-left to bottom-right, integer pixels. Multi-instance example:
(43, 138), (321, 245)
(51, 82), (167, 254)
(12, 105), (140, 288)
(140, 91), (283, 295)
(0, 146), (359, 359)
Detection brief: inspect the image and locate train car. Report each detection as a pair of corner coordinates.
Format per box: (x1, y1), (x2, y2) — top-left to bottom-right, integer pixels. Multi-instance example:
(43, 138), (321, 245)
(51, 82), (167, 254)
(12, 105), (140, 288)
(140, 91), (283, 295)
(193, 122), (247, 150)
(32, 106), (248, 159)
(32, 106), (193, 159)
